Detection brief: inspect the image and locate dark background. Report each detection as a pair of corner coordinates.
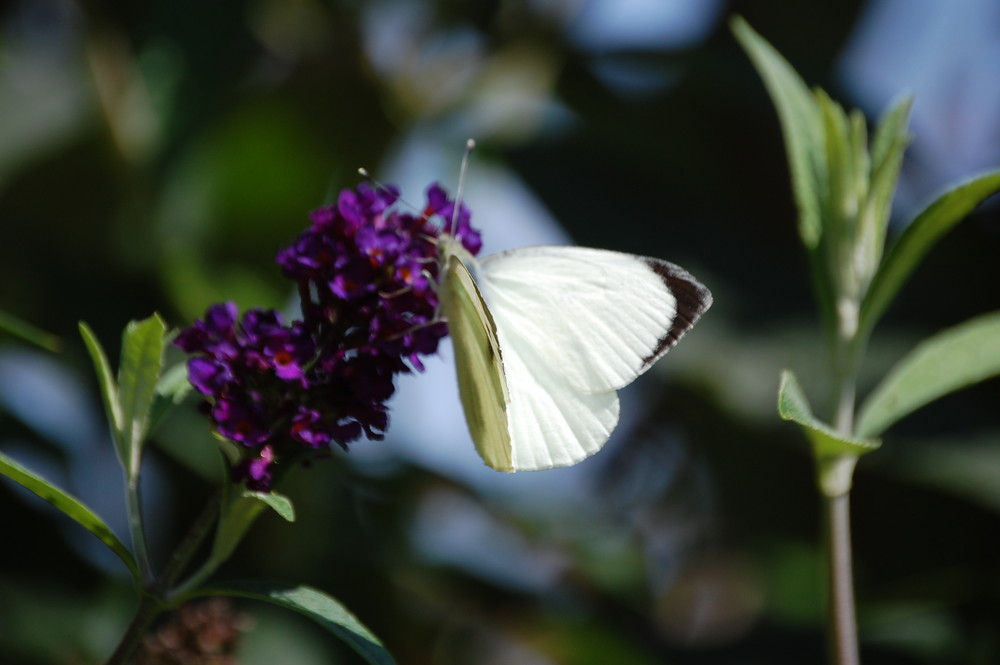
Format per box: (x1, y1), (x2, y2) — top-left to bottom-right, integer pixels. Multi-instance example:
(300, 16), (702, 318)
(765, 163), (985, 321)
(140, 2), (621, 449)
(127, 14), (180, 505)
(2, 0), (999, 663)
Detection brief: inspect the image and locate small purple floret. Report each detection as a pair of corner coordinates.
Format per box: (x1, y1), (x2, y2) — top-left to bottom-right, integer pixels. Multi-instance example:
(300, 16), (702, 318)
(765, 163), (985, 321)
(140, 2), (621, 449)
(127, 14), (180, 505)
(234, 445), (275, 491)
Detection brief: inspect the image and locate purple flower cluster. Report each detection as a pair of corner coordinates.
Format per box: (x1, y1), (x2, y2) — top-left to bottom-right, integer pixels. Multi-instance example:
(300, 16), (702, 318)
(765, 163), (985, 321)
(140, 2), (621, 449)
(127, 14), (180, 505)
(175, 183), (481, 490)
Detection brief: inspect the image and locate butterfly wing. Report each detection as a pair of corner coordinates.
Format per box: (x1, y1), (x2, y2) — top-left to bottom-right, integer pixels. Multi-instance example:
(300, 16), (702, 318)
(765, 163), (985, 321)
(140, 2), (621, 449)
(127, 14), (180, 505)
(476, 246), (711, 470)
(439, 254), (514, 471)
(485, 321), (621, 470)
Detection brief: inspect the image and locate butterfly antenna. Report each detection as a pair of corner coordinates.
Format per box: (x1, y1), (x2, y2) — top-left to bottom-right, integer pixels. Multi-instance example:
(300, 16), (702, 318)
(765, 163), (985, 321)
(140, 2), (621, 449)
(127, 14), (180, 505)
(357, 166), (380, 184)
(357, 167), (419, 213)
(449, 138), (476, 237)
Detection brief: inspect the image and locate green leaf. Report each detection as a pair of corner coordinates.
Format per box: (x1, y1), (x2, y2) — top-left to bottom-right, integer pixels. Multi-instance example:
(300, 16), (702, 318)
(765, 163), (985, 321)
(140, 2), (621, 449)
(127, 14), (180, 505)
(858, 98), (911, 288)
(778, 370), (881, 457)
(212, 492), (267, 569)
(156, 360), (193, 404)
(0, 449), (139, 581)
(817, 91), (852, 245)
(848, 109), (870, 210)
(167, 486), (297, 599)
(856, 311), (1000, 438)
(79, 322), (125, 465)
(860, 170), (1000, 336)
(149, 360), (193, 434)
(731, 16), (825, 249)
(244, 490), (295, 522)
(205, 487), (296, 577)
(199, 582), (396, 665)
(0, 310), (60, 351)
(117, 315), (167, 475)
(778, 370), (881, 496)
(869, 96), (913, 176)
(731, 17), (838, 334)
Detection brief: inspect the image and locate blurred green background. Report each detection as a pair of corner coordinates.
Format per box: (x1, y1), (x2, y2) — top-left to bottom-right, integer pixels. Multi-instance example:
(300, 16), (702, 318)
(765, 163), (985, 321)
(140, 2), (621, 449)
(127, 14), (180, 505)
(2, 0), (999, 663)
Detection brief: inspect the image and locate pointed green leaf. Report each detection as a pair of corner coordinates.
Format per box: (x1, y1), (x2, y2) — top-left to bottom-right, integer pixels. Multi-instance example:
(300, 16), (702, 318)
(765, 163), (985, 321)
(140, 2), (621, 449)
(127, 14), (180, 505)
(167, 484), (297, 599)
(0, 449), (139, 581)
(858, 99), (910, 288)
(0, 310), (60, 351)
(778, 370), (881, 496)
(198, 582), (395, 665)
(778, 370), (882, 457)
(856, 312), (1000, 438)
(243, 490), (295, 522)
(118, 315), (167, 474)
(848, 109), (870, 208)
(79, 322), (125, 465)
(205, 487), (296, 576)
(860, 170), (1000, 336)
(732, 18), (838, 334)
(870, 96), (913, 175)
(731, 17), (825, 249)
(149, 361), (193, 434)
(157, 360), (193, 404)
(211, 491), (267, 569)
(817, 91), (851, 244)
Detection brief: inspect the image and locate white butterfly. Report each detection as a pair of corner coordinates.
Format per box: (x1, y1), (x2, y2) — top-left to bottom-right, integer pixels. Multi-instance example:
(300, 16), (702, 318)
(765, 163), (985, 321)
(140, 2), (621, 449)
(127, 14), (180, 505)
(438, 234), (712, 471)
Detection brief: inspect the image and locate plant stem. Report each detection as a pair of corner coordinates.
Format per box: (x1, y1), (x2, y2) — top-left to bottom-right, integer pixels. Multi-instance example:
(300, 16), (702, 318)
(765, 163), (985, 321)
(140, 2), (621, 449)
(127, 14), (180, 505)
(126, 474), (153, 584)
(105, 591), (163, 665)
(160, 489), (222, 591)
(164, 490), (224, 601)
(105, 490), (222, 664)
(834, 379), (856, 435)
(831, 329), (860, 435)
(825, 492), (860, 665)
(826, 331), (861, 665)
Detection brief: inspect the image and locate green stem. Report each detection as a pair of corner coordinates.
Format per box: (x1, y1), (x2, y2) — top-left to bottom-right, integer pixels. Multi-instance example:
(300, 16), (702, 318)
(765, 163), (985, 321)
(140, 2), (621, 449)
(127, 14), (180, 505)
(167, 495), (228, 602)
(831, 328), (860, 435)
(833, 376), (857, 436)
(105, 591), (164, 665)
(105, 490), (222, 664)
(825, 323), (863, 665)
(825, 492), (860, 665)
(126, 474), (153, 584)
(159, 489), (223, 592)
(168, 555), (220, 601)
(169, 487), (262, 600)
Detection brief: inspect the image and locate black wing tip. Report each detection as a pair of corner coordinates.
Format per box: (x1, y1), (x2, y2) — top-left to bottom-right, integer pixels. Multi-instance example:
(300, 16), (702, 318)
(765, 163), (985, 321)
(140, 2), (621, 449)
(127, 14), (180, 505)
(645, 259), (713, 361)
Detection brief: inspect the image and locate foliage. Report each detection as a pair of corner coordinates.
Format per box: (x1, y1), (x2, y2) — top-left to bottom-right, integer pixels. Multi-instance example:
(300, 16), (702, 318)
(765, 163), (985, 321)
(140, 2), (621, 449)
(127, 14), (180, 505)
(3, 315), (395, 664)
(735, 15), (1000, 665)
